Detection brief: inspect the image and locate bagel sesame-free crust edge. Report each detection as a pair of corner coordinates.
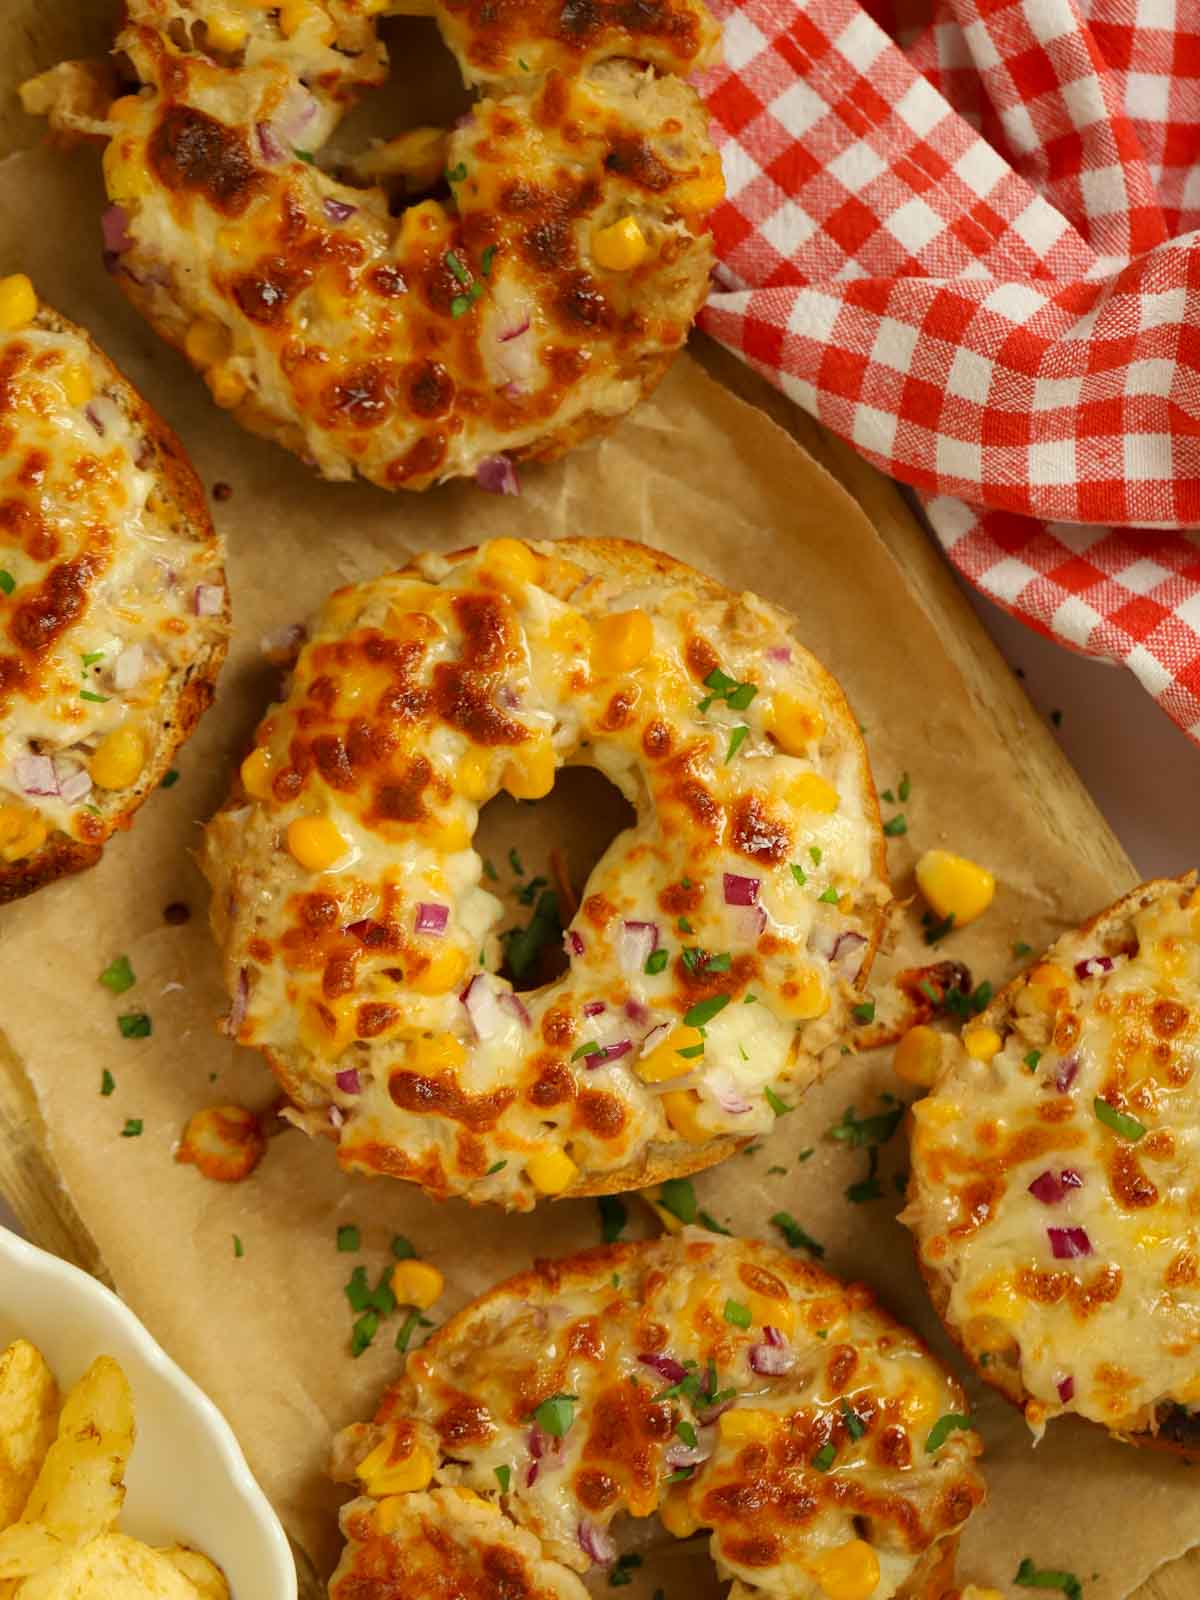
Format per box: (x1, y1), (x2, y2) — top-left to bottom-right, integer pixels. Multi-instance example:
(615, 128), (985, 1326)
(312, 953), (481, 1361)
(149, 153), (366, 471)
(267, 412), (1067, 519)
(202, 537), (889, 1208)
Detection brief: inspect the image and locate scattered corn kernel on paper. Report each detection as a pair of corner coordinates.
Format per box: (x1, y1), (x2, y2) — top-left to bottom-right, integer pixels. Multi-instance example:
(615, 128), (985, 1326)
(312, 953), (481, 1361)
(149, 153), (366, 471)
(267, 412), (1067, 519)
(1, 5), (1199, 1598)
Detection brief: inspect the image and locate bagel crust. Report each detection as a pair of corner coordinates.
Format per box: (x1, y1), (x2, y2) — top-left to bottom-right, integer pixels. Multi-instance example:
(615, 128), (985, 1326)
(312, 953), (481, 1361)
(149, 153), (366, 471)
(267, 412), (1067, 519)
(202, 538), (888, 1208)
(26, 0), (722, 491)
(331, 1232), (985, 1600)
(902, 875), (1200, 1449)
(0, 287), (227, 902)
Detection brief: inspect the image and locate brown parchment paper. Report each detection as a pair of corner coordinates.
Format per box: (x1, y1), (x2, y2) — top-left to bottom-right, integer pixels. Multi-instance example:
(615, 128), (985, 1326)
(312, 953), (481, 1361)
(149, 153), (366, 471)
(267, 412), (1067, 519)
(1, 6), (1198, 1597)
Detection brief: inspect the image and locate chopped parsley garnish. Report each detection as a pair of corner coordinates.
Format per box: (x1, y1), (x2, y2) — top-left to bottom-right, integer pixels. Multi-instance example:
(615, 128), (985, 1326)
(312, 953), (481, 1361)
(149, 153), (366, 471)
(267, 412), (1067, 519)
(99, 955), (135, 994)
(771, 1211), (824, 1257)
(675, 1419), (697, 1447)
(391, 1234), (415, 1259)
(645, 948), (668, 974)
(923, 912), (956, 944)
(1024, 1049), (1042, 1072)
(699, 1209), (732, 1235)
(798, 1147), (814, 1162)
(0, 571), (13, 596)
(100, 1070), (115, 1097)
(881, 788), (893, 804)
(697, 667), (758, 714)
(925, 1412), (972, 1451)
(161, 769), (180, 788)
(337, 1225), (360, 1253)
(495, 1465), (511, 1492)
(81, 649), (105, 668)
(445, 162), (468, 182)
(121, 1119), (143, 1138)
(1013, 940), (1033, 957)
(764, 1085), (793, 1117)
(533, 1394), (577, 1436)
(846, 1164), (883, 1204)
(573, 1041), (602, 1061)
(294, 148), (315, 163)
(811, 1442), (837, 1472)
(484, 858), (499, 880)
(501, 889), (561, 980)
(599, 1195), (627, 1243)
(445, 249), (471, 284)
(656, 1177), (697, 1224)
(608, 1554), (642, 1588)
(517, 874), (548, 905)
(351, 1312), (379, 1357)
(840, 1398), (865, 1440)
(790, 863), (807, 887)
(882, 814), (907, 836)
(828, 1100), (905, 1148)
(726, 725), (750, 762)
(486, 1160), (507, 1174)
(664, 1467), (694, 1483)
(117, 1012), (151, 1039)
(898, 772), (911, 801)
(508, 847), (525, 876)
(481, 244), (497, 276)
(809, 846), (822, 865)
(852, 999), (876, 1023)
(80, 689), (109, 704)
(233, 1235), (244, 1258)
(1093, 1096), (1146, 1142)
(395, 1310), (433, 1353)
(1014, 1557), (1083, 1599)
(723, 1299), (750, 1328)
(518, 56), (530, 68)
(683, 993), (730, 1029)
(817, 887), (840, 904)
(450, 284), (485, 317)
(677, 916), (693, 933)
(677, 1042), (705, 1060)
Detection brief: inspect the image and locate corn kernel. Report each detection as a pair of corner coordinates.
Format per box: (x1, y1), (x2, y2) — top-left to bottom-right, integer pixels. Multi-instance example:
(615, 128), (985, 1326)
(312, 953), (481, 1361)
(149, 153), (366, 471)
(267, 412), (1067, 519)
(910, 1096), (959, 1128)
(356, 127), (448, 188)
(391, 1259), (444, 1310)
(807, 1538), (880, 1600)
(644, 1186), (684, 1234)
(964, 1026), (1002, 1061)
(779, 965), (829, 1020)
(286, 815), (349, 872)
(789, 772), (839, 814)
(300, 996), (357, 1056)
(591, 609), (654, 675)
(482, 537), (539, 585)
(90, 725), (145, 790)
(660, 1090), (709, 1144)
(526, 1146), (577, 1195)
(503, 741), (555, 800)
(60, 362), (92, 408)
(671, 168), (726, 215)
(0, 274), (37, 332)
(0, 808), (47, 863)
(1028, 962), (1070, 1011)
(718, 1408), (775, 1444)
(592, 216), (648, 272)
(358, 1434), (434, 1496)
(1187, 887), (1200, 910)
(637, 1026), (704, 1084)
(209, 367), (248, 409)
(961, 1590), (1006, 1600)
(185, 317), (232, 369)
(894, 1025), (942, 1088)
(459, 747), (492, 803)
(240, 747), (274, 800)
(436, 815), (471, 854)
(398, 199), (452, 253)
(659, 1491), (699, 1538)
(405, 1036), (463, 1079)
(747, 1292), (795, 1335)
(409, 945), (467, 996)
(103, 139), (151, 200)
(279, 0), (336, 45)
(770, 693), (825, 756)
(915, 849), (995, 928)
(107, 95), (143, 123)
(204, 9), (249, 50)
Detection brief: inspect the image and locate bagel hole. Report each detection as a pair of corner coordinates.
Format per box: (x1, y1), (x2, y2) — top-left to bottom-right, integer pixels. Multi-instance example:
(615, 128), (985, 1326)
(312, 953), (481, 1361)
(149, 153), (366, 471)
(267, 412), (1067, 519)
(320, 17), (474, 205)
(475, 766), (636, 992)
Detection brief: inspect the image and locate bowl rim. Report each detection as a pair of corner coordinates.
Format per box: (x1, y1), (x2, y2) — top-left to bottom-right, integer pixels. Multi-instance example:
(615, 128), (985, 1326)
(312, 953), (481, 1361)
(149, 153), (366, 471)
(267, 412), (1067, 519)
(0, 1223), (297, 1598)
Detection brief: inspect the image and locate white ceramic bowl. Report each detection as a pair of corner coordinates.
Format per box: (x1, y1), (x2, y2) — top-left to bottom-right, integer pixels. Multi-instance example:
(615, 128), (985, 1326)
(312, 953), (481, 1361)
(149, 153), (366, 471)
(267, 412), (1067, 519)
(0, 1226), (296, 1598)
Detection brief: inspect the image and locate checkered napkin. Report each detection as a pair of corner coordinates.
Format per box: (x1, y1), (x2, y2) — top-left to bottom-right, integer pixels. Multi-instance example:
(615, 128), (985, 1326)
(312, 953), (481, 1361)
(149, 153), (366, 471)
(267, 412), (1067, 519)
(695, 0), (1200, 741)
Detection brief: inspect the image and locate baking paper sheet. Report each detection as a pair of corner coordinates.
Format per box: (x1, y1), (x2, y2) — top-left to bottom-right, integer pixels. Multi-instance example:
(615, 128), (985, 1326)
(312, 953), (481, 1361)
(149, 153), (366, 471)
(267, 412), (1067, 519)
(1, 5), (1197, 1596)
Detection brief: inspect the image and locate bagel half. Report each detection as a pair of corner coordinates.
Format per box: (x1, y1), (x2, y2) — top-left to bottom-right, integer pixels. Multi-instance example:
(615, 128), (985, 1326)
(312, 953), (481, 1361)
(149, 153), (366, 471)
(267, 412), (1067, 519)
(202, 538), (888, 1208)
(24, 0), (723, 491)
(0, 278), (227, 903)
(902, 874), (1200, 1454)
(330, 1231), (985, 1600)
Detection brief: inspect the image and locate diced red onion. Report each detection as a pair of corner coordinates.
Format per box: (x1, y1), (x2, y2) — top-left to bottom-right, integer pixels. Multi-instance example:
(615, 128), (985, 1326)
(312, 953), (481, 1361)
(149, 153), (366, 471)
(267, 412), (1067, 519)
(525, 1424), (544, 1486)
(763, 1325), (785, 1347)
(1061, 1168), (1082, 1189)
(112, 643), (145, 691)
(664, 1428), (714, 1468)
(224, 968), (249, 1037)
(577, 1520), (616, 1566)
(706, 1070), (752, 1115)
(831, 930), (868, 974)
(335, 1068), (361, 1094)
(323, 197), (357, 223)
(501, 379), (527, 400)
(1056, 1374), (1075, 1403)
(101, 204), (132, 254)
(499, 314), (532, 343)
(640, 1022), (670, 1057)
(697, 1396), (735, 1425)
(1028, 1170), (1068, 1205)
(624, 997), (651, 1027)
(1075, 955), (1114, 980)
(275, 86), (318, 144)
(588, 1040), (632, 1067)
(255, 121), (286, 163)
(500, 992), (531, 1028)
(476, 455), (520, 495)
(84, 403), (106, 436)
(767, 645), (792, 663)
(58, 766), (93, 805)
(415, 901), (449, 935)
(1055, 1055), (1080, 1092)
(1048, 1226), (1092, 1260)
(748, 1339), (796, 1376)
(462, 974), (503, 1041)
(730, 904), (766, 943)
(193, 584), (225, 616)
(723, 873), (760, 906)
(618, 920), (658, 977)
(14, 755), (57, 796)
(565, 929), (585, 958)
(583, 1001), (606, 1017)
(329, 1105), (345, 1129)
(639, 1352), (686, 1383)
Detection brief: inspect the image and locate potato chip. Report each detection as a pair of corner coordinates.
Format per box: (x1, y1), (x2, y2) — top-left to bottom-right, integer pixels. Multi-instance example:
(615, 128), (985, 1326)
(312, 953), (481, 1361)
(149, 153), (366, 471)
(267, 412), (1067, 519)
(12, 1532), (197, 1599)
(159, 1546), (230, 1600)
(0, 1342), (58, 1526)
(18, 1357), (133, 1542)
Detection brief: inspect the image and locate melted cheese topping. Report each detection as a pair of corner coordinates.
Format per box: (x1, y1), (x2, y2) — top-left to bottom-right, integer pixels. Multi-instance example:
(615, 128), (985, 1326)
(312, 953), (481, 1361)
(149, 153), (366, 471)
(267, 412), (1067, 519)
(0, 310), (224, 845)
(52, 0), (722, 489)
(203, 539), (887, 1208)
(334, 1233), (984, 1599)
(904, 879), (1200, 1437)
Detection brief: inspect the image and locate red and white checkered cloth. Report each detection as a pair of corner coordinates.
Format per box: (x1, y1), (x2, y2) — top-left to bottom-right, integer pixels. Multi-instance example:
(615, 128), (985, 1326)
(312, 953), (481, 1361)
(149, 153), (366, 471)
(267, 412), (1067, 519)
(696, 0), (1200, 741)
